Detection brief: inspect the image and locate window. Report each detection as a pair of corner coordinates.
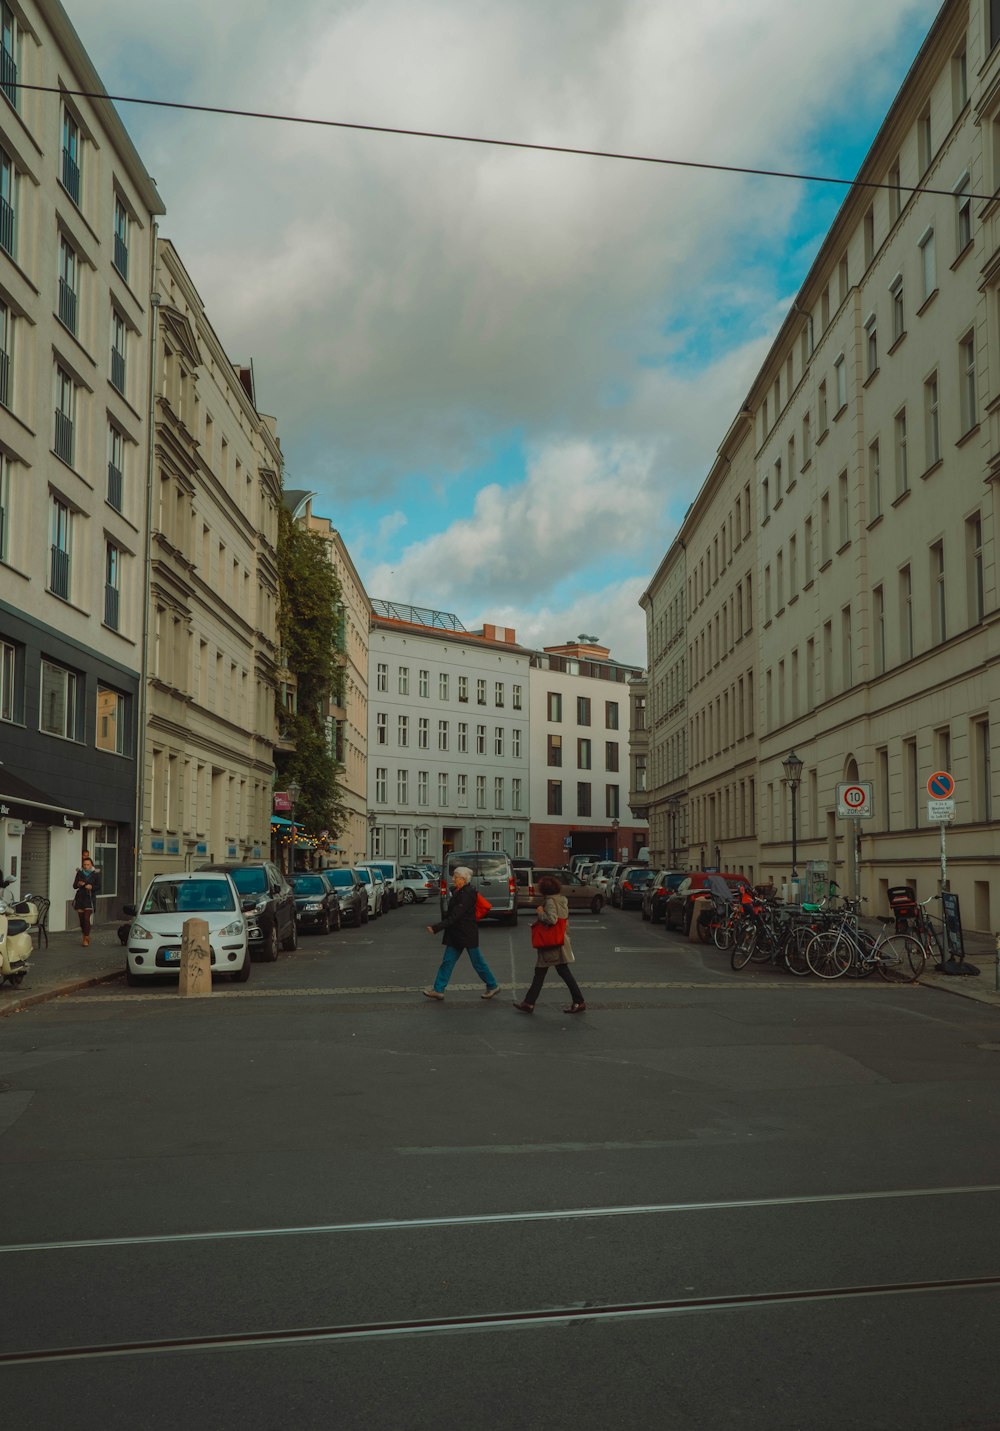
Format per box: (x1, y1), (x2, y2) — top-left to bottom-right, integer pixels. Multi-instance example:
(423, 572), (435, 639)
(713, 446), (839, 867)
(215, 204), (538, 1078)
(495, 681), (504, 706)
(1, 3), (20, 110)
(457, 773), (468, 805)
(96, 685), (128, 754)
(838, 471), (849, 546)
(606, 741), (619, 772)
(399, 829), (411, 857)
(820, 492), (831, 565)
(834, 353), (846, 412)
(491, 830), (503, 852)
(868, 439), (881, 520)
(418, 669), (429, 697)
(61, 107), (81, 205)
(873, 585), (886, 675)
(376, 712), (387, 744)
(40, 659), (81, 740)
(438, 773), (448, 804)
(49, 496), (72, 598)
(577, 696), (591, 726)
(458, 675), (468, 702)
(113, 196), (129, 281)
(546, 779), (563, 813)
(894, 407), (908, 495)
(0, 636), (20, 721)
(953, 44), (968, 115)
(931, 540), (946, 644)
(399, 769), (410, 803)
(438, 719), (448, 751)
(761, 475), (769, 520)
(494, 777), (504, 809)
(494, 726), (503, 756)
(900, 564), (914, 661)
(476, 775), (486, 809)
(974, 718), (992, 822)
(398, 666), (409, 695)
(606, 785), (620, 819)
(512, 684), (522, 710)
(919, 228), (936, 303)
(417, 771), (428, 806)
(376, 662), (387, 692)
(577, 782), (592, 817)
(547, 691), (562, 721)
(578, 737), (592, 769)
(512, 728), (522, 758)
(839, 253), (849, 304)
(110, 309), (127, 394)
(842, 605), (853, 687)
(0, 144), (16, 257)
(477, 678), (486, 704)
(58, 238), (79, 335)
(864, 205), (875, 267)
(605, 700), (619, 729)
(773, 457), (782, 504)
(818, 381), (828, 434)
(439, 672), (449, 701)
(107, 423), (125, 511)
(397, 714), (409, 746)
(0, 296), (11, 408)
(890, 276), (904, 344)
(512, 777), (522, 810)
(924, 372), (940, 466)
(888, 158), (902, 223)
(959, 330), (977, 433)
(954, 172), (972, 254)
(789, 532), (797, 596)
(918, 106), (932, 173)
(104, 542), (122, 631)
(457, 721), (468, 753)
(967, 513), (985, 624)
(0, 451), (10, 563)
(547, 733), (562, 767)
(476, 724), (486, 755)
(418, 716), (428, 749)
(375, 767), (387, 802)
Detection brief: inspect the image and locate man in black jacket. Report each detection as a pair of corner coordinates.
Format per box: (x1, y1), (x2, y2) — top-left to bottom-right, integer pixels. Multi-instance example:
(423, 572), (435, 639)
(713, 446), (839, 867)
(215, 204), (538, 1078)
(422, 866), (500, 1000)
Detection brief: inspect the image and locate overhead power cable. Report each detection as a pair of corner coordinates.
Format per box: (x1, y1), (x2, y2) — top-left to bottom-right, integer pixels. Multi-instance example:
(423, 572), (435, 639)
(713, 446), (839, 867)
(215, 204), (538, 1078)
(14, 81), (997, 204)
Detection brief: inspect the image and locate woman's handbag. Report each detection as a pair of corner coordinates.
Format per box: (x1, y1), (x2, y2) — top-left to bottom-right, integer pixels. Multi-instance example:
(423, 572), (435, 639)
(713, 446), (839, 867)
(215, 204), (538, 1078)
(531, 917), (567, 949)
(475, 893), (492, 920)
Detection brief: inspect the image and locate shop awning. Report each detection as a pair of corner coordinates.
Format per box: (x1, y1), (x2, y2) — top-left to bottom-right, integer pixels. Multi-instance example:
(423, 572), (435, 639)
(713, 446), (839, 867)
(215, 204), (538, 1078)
(0, 771), (84, 827)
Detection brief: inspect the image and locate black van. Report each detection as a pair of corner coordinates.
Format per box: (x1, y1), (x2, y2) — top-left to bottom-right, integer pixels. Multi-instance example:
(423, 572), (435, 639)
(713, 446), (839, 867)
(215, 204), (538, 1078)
(439, 851), (518, 924)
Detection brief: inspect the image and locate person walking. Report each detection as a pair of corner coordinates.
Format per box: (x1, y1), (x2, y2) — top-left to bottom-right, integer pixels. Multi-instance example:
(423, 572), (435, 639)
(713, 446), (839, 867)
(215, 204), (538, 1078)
(422, 866), (500, 1000)
(73, 851), (100, 947)
(513, 874), (586, 1014)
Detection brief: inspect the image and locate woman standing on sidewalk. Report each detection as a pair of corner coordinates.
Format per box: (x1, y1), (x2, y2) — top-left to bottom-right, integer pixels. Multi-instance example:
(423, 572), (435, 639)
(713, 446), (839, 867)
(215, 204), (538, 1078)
(422, 866), (500, 1000)
(72, 853), (100, 947)
(514, 874), (586, 1014)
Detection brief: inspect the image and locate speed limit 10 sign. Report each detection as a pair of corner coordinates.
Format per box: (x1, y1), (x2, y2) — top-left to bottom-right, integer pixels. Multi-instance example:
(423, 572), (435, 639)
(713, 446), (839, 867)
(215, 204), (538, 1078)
(836, 782), (874, 818)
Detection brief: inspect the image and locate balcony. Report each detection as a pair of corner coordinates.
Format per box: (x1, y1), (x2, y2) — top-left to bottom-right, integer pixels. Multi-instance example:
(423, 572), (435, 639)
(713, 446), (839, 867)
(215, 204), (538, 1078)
(0, 195), (13, 257)
(113, 232), (128, 282)
(58, 278), (77, 335)
(54, 410), (74, 466)
(110, 347), (126, 394)
(61, 148), (80, 205)
(49, 545), (69, 599)
(107, 462), (123, 512)
(1, 49), (16, 110)
(104, 583), (120, 631)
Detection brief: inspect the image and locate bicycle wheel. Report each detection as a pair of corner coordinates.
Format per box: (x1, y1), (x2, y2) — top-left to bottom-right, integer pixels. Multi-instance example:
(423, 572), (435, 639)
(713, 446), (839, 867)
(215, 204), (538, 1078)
(805, 930), (852, 979)
(731, 926), (757, 970)
(783, 926), (812, 977)
(713, 917), (734, 951)
(876, 934), (926, 983)
(750, 925), (774, 963)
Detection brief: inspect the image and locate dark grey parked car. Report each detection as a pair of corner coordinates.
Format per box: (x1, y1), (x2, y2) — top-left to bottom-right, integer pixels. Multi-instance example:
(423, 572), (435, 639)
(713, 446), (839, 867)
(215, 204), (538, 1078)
(320, 867), (370, 926)
(199, 860), (296, 961)
(290, 873), (342, 934)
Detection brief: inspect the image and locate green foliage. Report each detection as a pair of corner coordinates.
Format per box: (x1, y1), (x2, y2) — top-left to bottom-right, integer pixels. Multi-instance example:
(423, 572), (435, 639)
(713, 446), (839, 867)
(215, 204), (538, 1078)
(275, 505), (346, 838)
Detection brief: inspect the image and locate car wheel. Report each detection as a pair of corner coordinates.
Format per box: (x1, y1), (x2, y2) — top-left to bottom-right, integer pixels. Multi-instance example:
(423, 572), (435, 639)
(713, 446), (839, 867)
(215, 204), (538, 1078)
(332, 906), (342, 932)
(591, 896), (604, 915)
(360, 903), (369, 925)
(401, 887), (415, 904)
(320, 912), (331, 936)
(261, 924), (279, 962)
(282, 914), (298, 951)
(641, 904), (650, 921)
(231, 950), (252, 983)
(126, 964), (141, 987)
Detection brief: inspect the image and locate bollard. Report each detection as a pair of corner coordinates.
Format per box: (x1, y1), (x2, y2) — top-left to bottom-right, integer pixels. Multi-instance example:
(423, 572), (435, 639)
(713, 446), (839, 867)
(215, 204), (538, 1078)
(179, 916), (212, 997)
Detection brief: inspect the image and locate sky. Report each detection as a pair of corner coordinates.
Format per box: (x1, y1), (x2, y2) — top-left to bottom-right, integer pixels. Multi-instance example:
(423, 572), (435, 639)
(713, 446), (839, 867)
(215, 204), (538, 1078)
(68, 0), (943, 665)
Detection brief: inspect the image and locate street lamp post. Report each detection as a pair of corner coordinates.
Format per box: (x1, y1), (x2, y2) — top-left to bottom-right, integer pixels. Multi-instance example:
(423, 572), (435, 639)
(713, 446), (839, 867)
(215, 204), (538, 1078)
(367, 810), (377, 858)
(782, 750), (804, 901)
(666, 796), (680, 868)
(610, 816), (619, 861)
(287, 778), (301, 877)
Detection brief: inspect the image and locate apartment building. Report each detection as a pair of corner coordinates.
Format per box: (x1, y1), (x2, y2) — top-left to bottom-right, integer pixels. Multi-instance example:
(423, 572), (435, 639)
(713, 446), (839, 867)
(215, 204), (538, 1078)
(0, 0), (163, 927)
(285, 491), (370, 866)
(643, 0), (1000, 930)
(367, 603), (531, 861)
(528, 639), (647, 867)
(638, 543), (688, 867)
(139, 239), (282, 884)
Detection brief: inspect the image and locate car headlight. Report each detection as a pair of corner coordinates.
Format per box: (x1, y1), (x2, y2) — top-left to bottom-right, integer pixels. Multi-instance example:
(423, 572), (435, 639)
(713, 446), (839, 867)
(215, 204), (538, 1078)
(254, 898), (268, 914)
(131, 922), (154, 940)
(219, 918), (245, 937)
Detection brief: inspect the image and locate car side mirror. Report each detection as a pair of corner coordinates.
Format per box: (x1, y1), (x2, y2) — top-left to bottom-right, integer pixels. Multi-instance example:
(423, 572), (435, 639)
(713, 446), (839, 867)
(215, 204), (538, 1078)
(122, 904), (137, 919)
(241, 894), (257, 912)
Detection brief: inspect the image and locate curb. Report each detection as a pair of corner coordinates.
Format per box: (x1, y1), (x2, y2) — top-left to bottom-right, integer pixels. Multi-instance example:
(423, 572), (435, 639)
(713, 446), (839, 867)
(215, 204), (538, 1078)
(0, 967), (123, 1019)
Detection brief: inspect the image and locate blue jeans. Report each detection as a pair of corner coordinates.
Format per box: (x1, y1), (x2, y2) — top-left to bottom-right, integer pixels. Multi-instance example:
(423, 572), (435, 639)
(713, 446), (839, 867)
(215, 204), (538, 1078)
(432, 945), (497, 993)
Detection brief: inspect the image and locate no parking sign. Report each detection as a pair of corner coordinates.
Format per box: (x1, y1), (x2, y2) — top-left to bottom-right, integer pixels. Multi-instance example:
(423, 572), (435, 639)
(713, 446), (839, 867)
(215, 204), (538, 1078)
(836, 782), (873, 818)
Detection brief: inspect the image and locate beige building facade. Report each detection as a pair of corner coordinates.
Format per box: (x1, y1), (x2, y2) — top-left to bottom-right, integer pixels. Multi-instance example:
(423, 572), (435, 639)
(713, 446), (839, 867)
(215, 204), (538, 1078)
(0, 0), (163, 926)
(286, 491), (370, 867)
(139, 239), (282, 885)
(643, 0), (1000, 932)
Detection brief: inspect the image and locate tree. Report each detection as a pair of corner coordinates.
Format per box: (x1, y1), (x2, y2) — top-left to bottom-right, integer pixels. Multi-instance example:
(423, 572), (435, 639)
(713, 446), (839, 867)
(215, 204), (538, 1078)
(274, 505), (346, 843)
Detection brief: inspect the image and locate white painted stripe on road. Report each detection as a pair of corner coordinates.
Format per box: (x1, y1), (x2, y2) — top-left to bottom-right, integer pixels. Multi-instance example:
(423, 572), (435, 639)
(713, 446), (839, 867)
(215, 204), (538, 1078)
(3, 1184), (998, 1255)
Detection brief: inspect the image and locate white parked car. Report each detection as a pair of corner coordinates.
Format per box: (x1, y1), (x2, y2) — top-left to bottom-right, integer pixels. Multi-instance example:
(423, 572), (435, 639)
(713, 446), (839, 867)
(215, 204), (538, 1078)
(123, 871), (250, 986)
(396, 865), (436, 903)
(355, 865), (384, 918)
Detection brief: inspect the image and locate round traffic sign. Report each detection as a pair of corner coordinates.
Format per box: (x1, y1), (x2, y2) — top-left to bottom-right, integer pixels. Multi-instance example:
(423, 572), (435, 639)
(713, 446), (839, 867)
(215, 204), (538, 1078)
(927, 770), (955, 800)
(842, 785), (868, 809)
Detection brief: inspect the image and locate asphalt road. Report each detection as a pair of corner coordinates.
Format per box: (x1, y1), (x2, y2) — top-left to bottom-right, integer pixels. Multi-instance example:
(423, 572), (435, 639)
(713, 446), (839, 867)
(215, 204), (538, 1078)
(3, 902), (1000, 1430)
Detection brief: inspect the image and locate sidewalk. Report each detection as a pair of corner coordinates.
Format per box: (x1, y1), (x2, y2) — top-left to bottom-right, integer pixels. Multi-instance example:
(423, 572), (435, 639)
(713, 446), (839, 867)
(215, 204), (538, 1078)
(2, 918), (999, 1019)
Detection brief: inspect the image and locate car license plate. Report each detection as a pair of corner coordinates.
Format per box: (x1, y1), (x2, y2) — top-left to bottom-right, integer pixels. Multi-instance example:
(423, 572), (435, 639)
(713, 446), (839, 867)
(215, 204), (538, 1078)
(162, 948), (180, 963)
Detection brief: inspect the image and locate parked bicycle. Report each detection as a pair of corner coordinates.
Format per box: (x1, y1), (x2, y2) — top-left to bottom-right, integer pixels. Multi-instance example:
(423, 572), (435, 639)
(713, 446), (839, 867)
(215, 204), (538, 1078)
(804, 897), (925, 981)
(888, 888), (946, 967)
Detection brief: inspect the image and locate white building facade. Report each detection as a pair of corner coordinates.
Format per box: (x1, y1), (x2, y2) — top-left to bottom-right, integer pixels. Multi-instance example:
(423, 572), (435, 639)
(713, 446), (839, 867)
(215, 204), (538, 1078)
(367, 604), (531, 861)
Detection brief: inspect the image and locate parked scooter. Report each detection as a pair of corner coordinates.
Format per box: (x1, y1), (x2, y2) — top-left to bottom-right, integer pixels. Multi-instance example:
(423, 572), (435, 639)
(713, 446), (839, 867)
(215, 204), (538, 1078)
(0, 877), (37, 988)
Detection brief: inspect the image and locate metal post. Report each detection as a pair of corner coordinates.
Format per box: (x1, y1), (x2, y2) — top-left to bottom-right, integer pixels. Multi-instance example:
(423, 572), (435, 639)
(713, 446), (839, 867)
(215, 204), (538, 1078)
(939, 821), (948, 894)
(790, 781), (798, 900)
